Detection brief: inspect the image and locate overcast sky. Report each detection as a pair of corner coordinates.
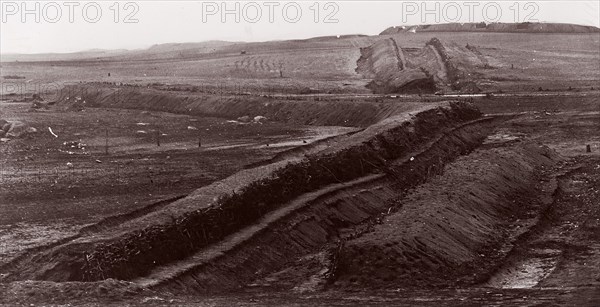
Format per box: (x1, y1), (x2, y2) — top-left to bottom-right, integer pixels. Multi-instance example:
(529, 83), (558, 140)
(1, 0), (599, 54)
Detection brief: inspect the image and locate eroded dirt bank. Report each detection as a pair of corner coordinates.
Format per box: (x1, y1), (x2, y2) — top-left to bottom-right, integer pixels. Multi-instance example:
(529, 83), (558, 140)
(356, 38), (486, 94)
(1, 99), (597, 306)
(55, 84), (428, 127)
(145, 116), (495, 293)
(333, 143), (561, 289)
(0, 102), (482, 284)
(485, 155), (600, 290)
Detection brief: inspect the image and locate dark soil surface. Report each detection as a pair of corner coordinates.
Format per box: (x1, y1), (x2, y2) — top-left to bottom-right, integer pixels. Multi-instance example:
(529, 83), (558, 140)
(0, 101), (350, 265)
(1, 26), (599, 304)
(1, 91), (599, 305)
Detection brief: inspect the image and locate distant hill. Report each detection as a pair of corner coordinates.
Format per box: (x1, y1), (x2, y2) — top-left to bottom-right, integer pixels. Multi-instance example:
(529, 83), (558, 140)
(0, 38), (351, 63)
(0, 49), (130, 62)
(145, 41), (236, 53)
(294, 34), (369, 43)
(2, 22), (598, 63)
(380, 22), (600, 35)
(0, 36), (374, 63)
(0, 41), (237, 63)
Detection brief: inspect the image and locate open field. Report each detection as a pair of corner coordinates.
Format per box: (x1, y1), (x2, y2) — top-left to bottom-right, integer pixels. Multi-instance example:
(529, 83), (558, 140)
(0, 101), (356, 265)
(1, 26), (600, 305)
(2, 32), (598, 96)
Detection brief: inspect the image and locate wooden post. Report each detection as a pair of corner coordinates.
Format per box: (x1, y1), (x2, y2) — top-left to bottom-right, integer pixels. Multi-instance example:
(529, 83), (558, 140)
(105, 129), (108, 155)
(156, 127), (161, 147)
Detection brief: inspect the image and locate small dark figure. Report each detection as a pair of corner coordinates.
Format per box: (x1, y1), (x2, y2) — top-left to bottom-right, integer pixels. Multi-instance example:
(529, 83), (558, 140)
(108, 73), (111, 77)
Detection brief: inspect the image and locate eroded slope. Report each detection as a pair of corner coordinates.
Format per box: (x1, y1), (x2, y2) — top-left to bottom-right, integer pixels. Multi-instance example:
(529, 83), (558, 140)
(334, 143), (561, 288)
(0, 102), (483, 285)
(356, 37), (488, 93)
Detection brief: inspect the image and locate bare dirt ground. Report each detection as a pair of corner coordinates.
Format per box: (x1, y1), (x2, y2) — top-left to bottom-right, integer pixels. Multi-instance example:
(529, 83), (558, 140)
(0, 101), (353, 265)
(0, 92), (597, 306)
(475, 95), (600, 296)
(2, 32), (598, 96)
(0, 30), (599, 306)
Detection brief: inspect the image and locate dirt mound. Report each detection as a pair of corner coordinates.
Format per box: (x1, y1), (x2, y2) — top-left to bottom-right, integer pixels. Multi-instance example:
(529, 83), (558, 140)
(356, 37), (486, 94)
(356, 38), (435, 94)
(57, 84), (429, 127)
(426, 38), (486, 91)
(76, 103), (479, 282)
(0, 102), (483, 284)
(333, 144), (561, 289)
(380, 22), (600, 35)
(149, 116), (496, 293)
(0, 120), (38, 139)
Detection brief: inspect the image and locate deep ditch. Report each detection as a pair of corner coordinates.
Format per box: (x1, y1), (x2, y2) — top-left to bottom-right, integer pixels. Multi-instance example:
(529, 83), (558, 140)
(146, 116), (497, 293)
(333, 143), (562, 289)
(55, 84), (426, 127)
(0, 98), (564, 295)
(75, 102), (482, 282)
(1, 101), (485, 284)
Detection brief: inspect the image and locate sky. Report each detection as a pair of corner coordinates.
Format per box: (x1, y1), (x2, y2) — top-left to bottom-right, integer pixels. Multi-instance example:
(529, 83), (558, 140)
(1, 0), (599, 54)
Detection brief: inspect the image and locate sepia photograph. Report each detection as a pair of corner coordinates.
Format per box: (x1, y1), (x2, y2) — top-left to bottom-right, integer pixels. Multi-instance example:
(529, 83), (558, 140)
(1, 0), (599, 305)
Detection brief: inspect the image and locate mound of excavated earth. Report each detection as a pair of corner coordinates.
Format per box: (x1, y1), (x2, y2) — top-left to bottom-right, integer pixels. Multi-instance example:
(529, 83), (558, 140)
(333, 143), (561, 289)
(56, 84), (430, 127)
(1, 101), (488, 289)
(356, 38), (486, 94)
(0, 90), (567, 296)
(0, 119), (38, 139)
